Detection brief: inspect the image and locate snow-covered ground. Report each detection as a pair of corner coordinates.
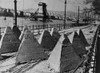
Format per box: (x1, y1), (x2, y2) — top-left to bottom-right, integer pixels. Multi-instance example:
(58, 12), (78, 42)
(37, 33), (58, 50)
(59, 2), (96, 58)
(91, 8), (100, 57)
(0, 57), (15, 72)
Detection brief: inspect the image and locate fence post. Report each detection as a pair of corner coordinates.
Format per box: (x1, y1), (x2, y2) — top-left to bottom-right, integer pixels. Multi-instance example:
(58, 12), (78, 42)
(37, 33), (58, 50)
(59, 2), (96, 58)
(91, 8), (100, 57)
(0, 27), (1, 39)
(48, 24), (50, 31)
(56, 24), (58, 29)
(58, 24), (60, 30)
(32, 25), (34, 34)
(59, 24), (60, 31)
(59, 24), (61, 30)
(43, 24), (45, 29)
(49, 24), (51, 31)
(47, 24), (48, 30)
(38, 25), (40, 35)
(57, 24), (58, 30)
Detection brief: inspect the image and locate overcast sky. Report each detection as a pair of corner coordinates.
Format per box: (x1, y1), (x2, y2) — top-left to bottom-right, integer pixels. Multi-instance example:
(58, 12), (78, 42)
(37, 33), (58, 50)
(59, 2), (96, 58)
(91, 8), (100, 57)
(0, 0), (90, 12)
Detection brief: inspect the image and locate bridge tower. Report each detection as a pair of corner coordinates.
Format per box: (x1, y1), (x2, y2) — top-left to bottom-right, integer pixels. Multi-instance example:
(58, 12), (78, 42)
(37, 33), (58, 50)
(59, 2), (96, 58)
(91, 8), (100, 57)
(31, 2), (49, 22)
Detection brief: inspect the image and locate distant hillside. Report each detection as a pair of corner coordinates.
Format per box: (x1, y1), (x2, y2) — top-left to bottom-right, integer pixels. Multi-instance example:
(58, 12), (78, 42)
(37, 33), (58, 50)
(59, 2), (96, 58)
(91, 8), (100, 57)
(0, 6), (78, 17)
(0, 7), (85, 19)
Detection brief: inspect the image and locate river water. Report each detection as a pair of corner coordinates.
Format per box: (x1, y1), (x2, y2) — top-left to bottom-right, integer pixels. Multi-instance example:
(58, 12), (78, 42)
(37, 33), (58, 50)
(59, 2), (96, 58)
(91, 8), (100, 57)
(0, 16), (65, 27)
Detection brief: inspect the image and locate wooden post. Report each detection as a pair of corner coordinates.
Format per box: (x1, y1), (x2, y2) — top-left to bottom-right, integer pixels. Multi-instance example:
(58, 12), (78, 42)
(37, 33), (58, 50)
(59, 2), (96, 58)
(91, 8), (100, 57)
(49, 24), (51, 31)
(77, 6), (80, 24)
(0, 27), (1, 39)
(64, 0), (67, 29)
(38, 25), (40, 35)
(32, 25), (34, 34)
(14, 0), (17, 26)
(59, 24), (60, 31)
(43, 23), (45, 29)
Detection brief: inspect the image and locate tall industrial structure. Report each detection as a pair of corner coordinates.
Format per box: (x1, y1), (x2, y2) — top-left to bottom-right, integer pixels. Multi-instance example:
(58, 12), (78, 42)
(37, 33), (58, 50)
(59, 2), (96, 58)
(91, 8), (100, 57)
(31, 2), (50, 22)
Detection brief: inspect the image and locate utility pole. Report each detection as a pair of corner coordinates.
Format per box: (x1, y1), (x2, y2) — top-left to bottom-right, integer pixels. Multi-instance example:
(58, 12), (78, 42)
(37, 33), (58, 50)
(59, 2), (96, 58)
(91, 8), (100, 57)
(64, 0), (67, 29)
(14, 0), (17, 26)
(77, 6), (80, 24)
(13, 0), (21, 39)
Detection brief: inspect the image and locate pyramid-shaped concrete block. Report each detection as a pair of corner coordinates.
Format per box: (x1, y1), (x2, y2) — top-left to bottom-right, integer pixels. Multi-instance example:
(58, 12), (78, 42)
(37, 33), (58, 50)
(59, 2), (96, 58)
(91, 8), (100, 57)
(0, 26), (20, 54)
(47, 34), (65, 72)
(19, 25), (28, 41)
(63, 34), (71, 46)
(12, 25), (21, 38)
(16, 30), (48, 64)
(67, 32), (74, 44)
(50, 28), (61, 45)
(38, 30), (55, 51)
(71, 31), (87, 57)
(77, 29), (90, 47)
(60, 44), (82, 73)
(47, 34), (82, 73)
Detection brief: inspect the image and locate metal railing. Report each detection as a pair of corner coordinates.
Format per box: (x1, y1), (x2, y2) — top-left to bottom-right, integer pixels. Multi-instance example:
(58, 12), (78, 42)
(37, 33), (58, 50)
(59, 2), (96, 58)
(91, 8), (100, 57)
(0, 23), (72, 35)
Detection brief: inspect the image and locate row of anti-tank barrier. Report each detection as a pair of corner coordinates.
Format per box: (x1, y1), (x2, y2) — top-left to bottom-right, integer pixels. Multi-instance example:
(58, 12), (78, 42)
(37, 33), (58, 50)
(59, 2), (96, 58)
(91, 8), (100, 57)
(0, 23), (96, 73)
(0, 22), (90, 37)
